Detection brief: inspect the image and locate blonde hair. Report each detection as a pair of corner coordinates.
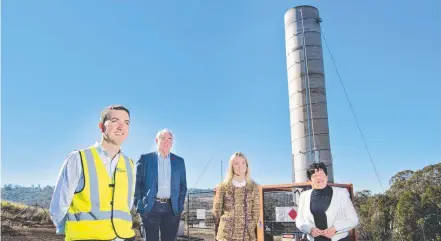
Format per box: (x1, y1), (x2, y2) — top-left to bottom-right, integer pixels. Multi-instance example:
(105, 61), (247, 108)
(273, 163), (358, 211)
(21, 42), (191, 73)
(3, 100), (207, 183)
(223, 152), (251, 183)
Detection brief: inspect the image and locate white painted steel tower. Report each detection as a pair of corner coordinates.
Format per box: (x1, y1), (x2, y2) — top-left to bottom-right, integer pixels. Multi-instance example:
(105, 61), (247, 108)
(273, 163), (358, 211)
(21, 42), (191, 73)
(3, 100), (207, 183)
(284, 6), (334, 183)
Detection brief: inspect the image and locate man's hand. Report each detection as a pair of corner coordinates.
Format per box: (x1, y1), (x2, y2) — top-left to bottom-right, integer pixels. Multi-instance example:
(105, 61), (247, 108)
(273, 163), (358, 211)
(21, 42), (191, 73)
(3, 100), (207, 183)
(310, 227), (324, 237)
(323, 226), (336, 238)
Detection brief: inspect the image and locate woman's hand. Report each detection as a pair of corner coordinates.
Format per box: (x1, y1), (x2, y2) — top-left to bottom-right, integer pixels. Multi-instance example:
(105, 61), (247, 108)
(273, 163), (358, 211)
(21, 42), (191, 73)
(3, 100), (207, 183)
(323, 226), (336, 238)
(310, 227), (323, 237)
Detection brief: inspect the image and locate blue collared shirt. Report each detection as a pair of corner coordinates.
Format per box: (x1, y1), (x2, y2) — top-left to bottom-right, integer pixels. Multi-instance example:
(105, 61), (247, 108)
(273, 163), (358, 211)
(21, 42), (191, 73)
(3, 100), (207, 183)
(156, 151), (171, 199)
(49, 142), (133, 241)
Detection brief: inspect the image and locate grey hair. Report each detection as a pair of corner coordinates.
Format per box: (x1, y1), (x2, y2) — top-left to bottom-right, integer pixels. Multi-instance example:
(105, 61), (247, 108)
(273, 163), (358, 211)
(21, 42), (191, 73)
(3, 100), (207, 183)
(156, 128), (173, 139)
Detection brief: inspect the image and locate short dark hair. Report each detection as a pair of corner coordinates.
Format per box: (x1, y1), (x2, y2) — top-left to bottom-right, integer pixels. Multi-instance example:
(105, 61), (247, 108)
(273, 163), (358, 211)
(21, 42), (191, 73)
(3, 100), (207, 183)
(100, 105), (130, 125)
(306, 162), (328, 180)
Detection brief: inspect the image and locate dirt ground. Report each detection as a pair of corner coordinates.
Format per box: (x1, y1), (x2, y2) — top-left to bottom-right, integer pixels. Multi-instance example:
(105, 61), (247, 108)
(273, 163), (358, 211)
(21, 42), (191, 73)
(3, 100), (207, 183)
(2, 223), (66, 241)
(1, 220), (145, 241)
(1, 221), (214, 241)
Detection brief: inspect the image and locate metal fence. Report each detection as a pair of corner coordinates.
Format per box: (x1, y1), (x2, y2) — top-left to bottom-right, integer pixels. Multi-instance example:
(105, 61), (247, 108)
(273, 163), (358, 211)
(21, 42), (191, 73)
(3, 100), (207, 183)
(262, 189), (307, 241)
(181, 184), (355, 241)
(182, 191), (216, 241)
(181, 189), (308, 241)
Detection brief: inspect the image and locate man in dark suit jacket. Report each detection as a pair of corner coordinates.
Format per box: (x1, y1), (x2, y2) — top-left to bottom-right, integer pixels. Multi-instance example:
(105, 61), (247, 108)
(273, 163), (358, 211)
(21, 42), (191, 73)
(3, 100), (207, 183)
(134, 129), (187, 241)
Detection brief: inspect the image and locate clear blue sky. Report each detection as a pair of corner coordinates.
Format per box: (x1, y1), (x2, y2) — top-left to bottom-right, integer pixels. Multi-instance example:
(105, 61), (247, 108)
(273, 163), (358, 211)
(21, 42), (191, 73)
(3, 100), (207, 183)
(2, 0), (440, 194)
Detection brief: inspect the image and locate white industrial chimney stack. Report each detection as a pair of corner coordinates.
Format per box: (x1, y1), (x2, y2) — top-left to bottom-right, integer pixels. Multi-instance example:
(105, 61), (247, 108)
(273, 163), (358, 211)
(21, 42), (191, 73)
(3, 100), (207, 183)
(284, 6), (334, 183)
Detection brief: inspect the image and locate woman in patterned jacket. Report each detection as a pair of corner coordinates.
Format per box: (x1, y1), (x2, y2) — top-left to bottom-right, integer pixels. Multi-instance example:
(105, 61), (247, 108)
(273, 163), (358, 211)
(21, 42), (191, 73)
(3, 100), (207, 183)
(212, 152), (260, 241)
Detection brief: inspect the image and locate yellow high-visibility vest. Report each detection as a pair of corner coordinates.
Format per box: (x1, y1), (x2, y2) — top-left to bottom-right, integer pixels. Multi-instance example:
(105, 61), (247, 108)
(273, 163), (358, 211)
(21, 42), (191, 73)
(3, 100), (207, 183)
(65, 146), (136, 241)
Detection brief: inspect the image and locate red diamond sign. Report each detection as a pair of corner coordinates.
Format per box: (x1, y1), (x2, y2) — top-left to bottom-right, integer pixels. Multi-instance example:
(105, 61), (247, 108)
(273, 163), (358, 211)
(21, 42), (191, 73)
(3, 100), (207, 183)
(275, 207), (297, 222)
(288, 208), (297, 220)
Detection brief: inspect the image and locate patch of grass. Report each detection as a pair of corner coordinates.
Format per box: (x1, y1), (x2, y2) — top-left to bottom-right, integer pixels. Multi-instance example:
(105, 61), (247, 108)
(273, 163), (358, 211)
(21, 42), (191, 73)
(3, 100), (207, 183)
(1, 201), (52, 224)
(2, 201), (147, 230)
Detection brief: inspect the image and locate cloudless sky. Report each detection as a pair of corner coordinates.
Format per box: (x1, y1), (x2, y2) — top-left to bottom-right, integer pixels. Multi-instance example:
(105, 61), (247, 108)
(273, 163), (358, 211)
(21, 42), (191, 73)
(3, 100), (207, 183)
(2, 0), (440, 194)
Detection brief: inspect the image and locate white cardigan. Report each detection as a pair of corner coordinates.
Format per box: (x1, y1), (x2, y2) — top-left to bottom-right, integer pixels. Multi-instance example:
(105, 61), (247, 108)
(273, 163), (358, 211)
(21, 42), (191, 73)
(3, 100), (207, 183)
(296, 186), (359, 241)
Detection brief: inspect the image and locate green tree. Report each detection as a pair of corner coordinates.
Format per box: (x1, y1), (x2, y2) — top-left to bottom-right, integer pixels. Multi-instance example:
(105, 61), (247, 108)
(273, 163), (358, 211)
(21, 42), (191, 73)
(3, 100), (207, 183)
(369, 194), (393, 241)
(354, 190), (374, 240)
(421, 186), (441, 240)
(393, 191), (422, 241)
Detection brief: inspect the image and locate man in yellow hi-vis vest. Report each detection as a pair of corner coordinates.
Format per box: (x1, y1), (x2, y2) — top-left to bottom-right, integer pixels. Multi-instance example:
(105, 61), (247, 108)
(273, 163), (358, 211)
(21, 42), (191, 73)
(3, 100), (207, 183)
(49, 105), (136, 241)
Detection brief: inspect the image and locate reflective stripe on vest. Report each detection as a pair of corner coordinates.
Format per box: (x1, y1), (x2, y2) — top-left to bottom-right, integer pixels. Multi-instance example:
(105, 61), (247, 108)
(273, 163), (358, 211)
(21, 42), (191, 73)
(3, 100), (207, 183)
(65, 146), (135, 241)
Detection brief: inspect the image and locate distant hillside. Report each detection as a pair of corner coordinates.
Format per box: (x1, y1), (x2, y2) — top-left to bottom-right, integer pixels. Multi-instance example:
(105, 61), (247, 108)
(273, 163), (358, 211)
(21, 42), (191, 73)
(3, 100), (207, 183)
(1, 184), (213, 208)
(2, 185), (54, 208)
(187, 188), (214, 194)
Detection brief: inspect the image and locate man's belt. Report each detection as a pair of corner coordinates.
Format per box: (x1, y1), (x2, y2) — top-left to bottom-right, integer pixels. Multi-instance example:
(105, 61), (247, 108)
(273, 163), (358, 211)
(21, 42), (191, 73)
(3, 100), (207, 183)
(155, 197), (170, 203)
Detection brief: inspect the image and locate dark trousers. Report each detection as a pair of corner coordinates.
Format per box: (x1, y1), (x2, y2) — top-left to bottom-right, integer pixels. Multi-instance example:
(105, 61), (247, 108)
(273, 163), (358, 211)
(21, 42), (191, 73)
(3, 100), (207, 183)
(141, 200), (181, 241)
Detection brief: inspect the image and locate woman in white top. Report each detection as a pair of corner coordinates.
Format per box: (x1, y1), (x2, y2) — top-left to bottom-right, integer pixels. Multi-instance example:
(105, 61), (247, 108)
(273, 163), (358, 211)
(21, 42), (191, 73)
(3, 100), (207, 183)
(296, 163), (359, 241)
